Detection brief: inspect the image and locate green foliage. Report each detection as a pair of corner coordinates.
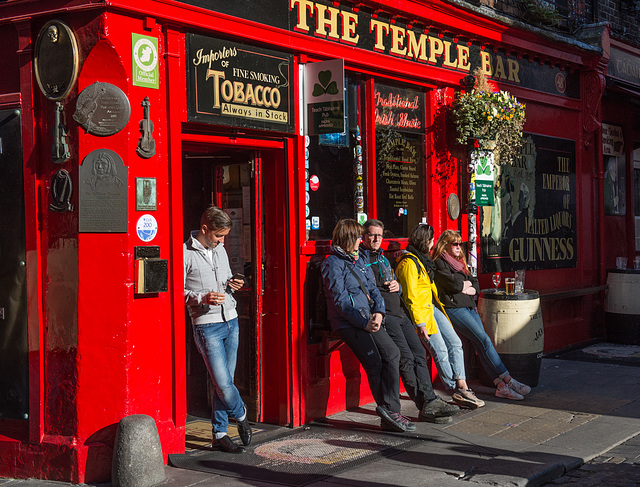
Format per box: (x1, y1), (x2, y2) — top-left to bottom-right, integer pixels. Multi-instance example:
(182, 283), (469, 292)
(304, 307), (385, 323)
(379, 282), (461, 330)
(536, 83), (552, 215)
(520, 0), (563, 27)
(451, 68), (526, 164)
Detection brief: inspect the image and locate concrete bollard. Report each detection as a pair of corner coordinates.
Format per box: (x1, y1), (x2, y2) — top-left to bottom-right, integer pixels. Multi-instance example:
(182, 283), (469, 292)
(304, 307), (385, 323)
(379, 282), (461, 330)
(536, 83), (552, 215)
(112, 414), (166, 487)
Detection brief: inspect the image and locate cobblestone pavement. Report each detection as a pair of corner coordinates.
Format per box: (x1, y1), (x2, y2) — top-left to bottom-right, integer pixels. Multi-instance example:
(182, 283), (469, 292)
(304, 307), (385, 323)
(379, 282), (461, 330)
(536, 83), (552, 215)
(542, 433), (640, 486)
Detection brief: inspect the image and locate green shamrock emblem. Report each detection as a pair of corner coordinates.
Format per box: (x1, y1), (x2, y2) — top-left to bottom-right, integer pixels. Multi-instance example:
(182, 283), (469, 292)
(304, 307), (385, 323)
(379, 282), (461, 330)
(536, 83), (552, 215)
(476, 156), (491, 176)
(312, 70), (339, 97)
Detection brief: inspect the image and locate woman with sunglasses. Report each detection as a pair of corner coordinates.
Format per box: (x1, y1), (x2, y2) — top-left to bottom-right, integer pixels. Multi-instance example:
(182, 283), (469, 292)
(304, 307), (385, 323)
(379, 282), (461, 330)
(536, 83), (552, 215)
(432, 230), (531, 400)
(395, 223), (484, 409)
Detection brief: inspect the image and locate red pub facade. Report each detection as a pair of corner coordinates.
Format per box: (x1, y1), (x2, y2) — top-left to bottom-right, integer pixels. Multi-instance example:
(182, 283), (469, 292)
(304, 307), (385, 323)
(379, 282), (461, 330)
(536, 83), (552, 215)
(0, 0), (615, 482)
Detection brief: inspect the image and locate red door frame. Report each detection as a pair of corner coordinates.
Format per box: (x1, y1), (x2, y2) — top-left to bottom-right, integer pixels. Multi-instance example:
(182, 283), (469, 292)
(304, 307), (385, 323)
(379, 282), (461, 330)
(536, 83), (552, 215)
(178, 133), (294, 425)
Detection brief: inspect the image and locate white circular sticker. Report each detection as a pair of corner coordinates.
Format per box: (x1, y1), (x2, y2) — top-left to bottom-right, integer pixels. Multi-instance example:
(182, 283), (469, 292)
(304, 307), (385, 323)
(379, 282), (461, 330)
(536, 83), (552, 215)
(136, 214), (158, 242)
(133, 38), (158, 72)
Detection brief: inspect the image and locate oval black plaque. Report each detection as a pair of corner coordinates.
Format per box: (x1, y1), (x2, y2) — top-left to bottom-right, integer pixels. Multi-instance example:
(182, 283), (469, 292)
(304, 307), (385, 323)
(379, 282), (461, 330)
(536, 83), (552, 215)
(73, 82), (131, 136)
(34, 20), (79, 101)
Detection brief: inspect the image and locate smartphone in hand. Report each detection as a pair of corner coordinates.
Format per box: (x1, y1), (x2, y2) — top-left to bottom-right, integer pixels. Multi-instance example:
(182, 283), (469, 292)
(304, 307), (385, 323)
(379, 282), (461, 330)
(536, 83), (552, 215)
(231, 273), (245, 281)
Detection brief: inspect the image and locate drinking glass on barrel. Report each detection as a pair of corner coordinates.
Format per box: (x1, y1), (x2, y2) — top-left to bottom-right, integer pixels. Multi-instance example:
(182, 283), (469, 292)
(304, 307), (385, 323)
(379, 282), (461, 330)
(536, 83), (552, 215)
(492, 273), (501, 291)
(505, 278), (516, 295)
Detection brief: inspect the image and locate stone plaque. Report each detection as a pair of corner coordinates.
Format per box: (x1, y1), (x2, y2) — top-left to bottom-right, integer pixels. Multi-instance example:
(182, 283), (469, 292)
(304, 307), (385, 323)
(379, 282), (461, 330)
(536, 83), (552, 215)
(73, 82), (131, 136)
(79, 149), (128, 232)
(34, 20), (79, 101)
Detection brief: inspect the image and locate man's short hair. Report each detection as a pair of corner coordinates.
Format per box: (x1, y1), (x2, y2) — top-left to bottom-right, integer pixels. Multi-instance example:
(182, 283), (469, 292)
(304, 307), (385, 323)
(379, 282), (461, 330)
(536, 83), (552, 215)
(363, 219), (384, 233)
(200, 206), (232, 230)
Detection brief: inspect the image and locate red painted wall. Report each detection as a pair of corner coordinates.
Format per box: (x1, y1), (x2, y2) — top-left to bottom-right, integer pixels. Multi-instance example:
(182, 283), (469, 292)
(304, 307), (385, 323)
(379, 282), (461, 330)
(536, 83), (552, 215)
(0, 11), (184, 483)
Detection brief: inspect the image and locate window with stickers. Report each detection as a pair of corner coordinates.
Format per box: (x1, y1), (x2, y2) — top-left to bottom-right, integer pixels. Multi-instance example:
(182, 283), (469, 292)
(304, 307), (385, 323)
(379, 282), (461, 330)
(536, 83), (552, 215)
(305, 77), (426, 241)
(306, 78), (365, 240)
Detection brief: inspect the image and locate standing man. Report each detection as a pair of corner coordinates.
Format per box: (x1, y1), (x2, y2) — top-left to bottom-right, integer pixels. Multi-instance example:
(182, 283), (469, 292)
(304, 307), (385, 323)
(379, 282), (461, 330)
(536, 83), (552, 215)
(360, 219), (459, 423)
(184, 206), (252, 453)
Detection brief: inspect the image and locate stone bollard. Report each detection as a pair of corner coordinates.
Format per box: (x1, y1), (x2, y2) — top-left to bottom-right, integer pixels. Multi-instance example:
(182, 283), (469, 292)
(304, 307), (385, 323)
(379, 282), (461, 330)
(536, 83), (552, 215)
(112, 414), (166, 487)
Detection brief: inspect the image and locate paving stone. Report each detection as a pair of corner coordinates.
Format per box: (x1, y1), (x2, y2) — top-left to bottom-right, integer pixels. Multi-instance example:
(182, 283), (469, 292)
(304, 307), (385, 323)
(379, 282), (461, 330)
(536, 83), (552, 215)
(445, 420), (511, 436)
(491, 403), (549, 417)
(466, 407), (535, 425)
(607, 456), (627, 463)
(565, 397), (632, 415)
(493, 423), (561, 443)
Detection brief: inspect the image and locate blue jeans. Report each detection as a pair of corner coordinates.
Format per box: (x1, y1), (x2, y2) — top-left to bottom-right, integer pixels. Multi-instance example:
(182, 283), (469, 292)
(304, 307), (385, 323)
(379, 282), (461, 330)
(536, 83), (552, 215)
(421, 307), (466, 390)
(447, 307), (507, 380)
(192, 318), (245, 434)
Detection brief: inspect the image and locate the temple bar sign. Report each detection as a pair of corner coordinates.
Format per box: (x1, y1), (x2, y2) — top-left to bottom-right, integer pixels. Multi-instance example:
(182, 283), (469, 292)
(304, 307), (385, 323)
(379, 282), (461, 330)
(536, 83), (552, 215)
(178, 1), (579, 98)
(187, 34), (295, 132)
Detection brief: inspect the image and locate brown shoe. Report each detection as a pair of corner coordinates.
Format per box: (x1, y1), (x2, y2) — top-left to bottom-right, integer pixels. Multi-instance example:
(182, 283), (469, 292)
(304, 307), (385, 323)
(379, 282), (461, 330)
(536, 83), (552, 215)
(452, 389), (485, 409)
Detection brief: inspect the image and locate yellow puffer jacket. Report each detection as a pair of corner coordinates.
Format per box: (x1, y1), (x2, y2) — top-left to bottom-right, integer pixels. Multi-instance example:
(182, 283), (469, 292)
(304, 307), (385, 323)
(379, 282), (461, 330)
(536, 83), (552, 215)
(395, 251), (450, 335)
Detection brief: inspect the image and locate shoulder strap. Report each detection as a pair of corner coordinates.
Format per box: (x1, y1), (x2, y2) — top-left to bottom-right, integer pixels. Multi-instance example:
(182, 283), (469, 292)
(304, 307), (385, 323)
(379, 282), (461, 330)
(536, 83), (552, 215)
(346, 265), (374, 305)
(397, 253), (423, 276)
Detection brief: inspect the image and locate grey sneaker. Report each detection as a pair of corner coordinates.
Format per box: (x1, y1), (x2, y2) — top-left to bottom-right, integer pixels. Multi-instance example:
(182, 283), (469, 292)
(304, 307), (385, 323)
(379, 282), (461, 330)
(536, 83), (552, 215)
(508, 379), (531, 396)
(376, 405), (416, 432)
(419, 397), (460, 423)
(496, 383), (524, 400)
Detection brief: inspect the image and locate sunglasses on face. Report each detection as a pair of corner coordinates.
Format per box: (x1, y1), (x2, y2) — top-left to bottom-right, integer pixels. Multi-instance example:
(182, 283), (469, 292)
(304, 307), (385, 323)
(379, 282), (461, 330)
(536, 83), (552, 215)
(450, 242), (462, 247)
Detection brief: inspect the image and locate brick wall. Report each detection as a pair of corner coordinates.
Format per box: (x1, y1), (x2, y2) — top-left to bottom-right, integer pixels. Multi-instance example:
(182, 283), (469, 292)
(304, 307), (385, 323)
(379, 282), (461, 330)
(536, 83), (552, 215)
(476, 0), (640, 48)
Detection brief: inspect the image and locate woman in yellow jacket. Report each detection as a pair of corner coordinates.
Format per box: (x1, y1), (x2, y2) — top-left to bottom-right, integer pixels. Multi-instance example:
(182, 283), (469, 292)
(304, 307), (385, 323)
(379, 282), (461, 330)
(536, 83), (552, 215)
(395, 223), (485, 409)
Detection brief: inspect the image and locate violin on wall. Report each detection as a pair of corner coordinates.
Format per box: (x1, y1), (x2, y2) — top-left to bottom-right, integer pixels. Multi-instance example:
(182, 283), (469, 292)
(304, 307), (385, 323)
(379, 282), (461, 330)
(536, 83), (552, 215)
(137, 96), (156, 158)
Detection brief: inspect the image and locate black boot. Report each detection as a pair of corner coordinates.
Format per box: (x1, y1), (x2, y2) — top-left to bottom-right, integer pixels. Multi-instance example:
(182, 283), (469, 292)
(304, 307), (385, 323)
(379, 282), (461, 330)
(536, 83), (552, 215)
(212, 435), (245, 453)
(237, 408), (252, 446)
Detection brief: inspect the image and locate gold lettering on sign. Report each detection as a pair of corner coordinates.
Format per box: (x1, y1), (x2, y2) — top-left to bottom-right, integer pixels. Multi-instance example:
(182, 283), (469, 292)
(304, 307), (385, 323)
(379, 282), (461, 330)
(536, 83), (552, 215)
(509, 237), (575, 263)
(289, 0), (523, 81)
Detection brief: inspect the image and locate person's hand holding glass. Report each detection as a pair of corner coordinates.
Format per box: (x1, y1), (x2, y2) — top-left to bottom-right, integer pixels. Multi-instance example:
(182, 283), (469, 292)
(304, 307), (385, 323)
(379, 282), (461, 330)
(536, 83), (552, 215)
(207, 280), (227, 306)
(383, 266), (400, 293)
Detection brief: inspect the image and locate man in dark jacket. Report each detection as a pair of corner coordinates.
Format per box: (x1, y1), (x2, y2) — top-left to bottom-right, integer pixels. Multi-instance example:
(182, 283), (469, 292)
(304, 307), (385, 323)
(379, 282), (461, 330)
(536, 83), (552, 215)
(360, 219), (459, 423)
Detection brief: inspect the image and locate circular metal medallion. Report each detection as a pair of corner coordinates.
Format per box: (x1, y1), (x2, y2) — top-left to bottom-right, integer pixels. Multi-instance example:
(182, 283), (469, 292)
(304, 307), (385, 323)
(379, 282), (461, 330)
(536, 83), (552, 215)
(447, 193), (461, 220)
(34, 20), (79, 101)
(74, 82), (131, 136)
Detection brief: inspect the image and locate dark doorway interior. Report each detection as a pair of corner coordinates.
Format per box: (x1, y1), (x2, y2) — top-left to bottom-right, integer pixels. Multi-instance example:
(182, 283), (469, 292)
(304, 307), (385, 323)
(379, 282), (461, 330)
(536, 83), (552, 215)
(182, 147), (261, 421)
(0, 109), (27, 420)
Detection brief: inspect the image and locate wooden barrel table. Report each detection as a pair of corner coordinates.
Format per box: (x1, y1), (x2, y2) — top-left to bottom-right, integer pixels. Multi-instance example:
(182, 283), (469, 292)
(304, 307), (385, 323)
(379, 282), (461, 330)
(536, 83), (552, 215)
(477, 289), (544, 387)
(605, 269), (640, 345)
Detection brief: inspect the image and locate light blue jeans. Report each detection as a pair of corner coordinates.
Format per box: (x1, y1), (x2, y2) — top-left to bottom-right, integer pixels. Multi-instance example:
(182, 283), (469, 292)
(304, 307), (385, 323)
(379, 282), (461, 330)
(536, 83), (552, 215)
(421, 307), (466, 390)
(192, 317), (245, 434)
(447, 307), (507, 380)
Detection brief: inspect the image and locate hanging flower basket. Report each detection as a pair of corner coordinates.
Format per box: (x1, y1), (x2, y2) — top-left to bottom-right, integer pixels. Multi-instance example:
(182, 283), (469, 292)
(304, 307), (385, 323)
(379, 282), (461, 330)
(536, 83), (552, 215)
(451, 68), (526, 164)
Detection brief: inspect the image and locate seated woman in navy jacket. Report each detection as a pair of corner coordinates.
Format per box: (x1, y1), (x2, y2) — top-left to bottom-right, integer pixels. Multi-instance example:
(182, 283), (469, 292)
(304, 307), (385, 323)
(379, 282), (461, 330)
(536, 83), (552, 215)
(321, 218), (415, 433)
